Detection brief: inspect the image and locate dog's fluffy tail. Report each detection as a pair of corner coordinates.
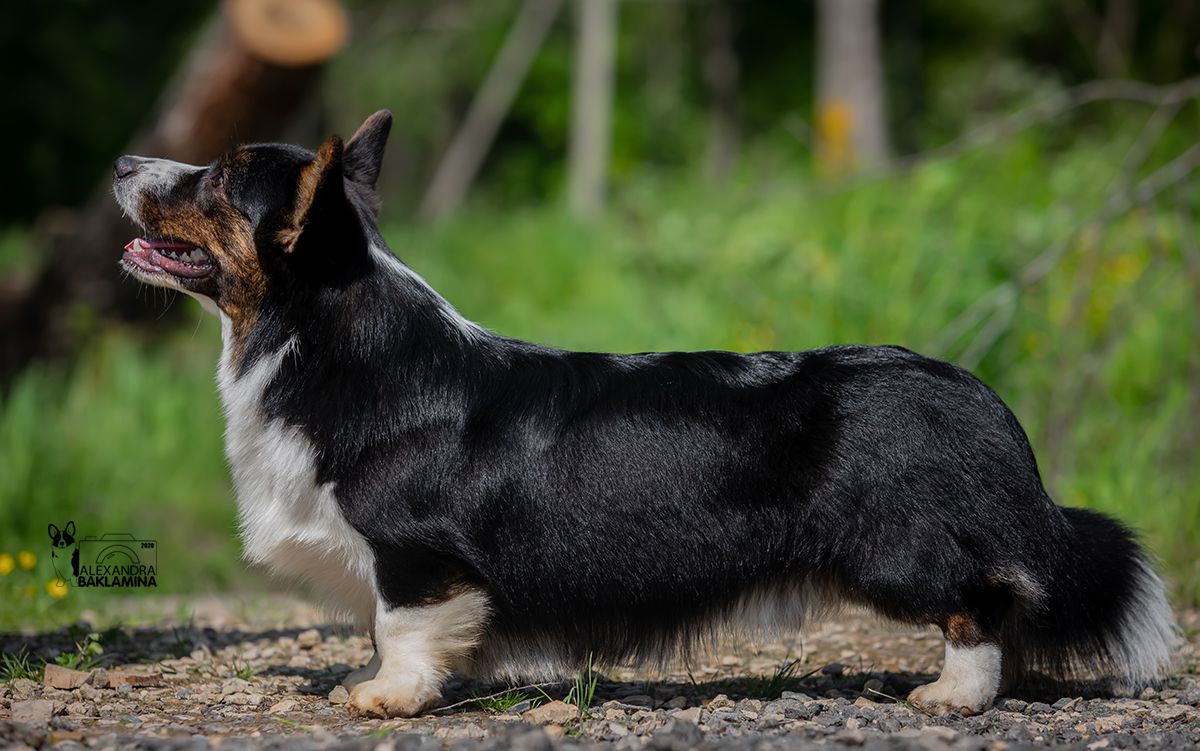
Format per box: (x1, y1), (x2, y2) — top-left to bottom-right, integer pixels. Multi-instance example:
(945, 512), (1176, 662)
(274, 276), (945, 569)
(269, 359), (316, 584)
(1008, 506), (1177, 691)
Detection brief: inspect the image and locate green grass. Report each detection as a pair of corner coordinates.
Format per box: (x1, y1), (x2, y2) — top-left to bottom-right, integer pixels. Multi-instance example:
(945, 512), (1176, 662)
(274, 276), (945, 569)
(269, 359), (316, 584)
(473, 688), (538, 713)
(0, 648), (43, 682)
(1, 118), (1199, 627)
(742, 658), (820, 700)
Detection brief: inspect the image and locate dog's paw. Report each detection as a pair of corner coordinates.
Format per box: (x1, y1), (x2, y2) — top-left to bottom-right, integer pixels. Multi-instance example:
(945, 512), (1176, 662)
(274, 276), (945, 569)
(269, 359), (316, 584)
(347, 674), (440, 718)
(907, 680), (993, 717)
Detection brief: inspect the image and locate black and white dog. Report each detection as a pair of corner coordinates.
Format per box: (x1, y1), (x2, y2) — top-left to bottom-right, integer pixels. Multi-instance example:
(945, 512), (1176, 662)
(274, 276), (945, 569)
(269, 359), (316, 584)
(112, 111), (1176, 718)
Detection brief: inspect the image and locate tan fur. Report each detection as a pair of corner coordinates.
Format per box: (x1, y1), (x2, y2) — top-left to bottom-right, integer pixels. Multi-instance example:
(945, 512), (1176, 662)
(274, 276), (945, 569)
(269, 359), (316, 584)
(277, 137), (344, 253)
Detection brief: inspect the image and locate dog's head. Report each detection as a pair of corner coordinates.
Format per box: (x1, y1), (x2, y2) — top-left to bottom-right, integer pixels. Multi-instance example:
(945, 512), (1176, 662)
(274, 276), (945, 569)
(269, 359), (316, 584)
(48, 521), (75, 550)
(111, 110), (392, 327)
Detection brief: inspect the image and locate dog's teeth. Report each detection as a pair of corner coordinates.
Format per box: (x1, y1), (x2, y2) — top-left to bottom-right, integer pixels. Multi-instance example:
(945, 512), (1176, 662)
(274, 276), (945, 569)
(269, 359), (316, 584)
(189, 250), (206, 263)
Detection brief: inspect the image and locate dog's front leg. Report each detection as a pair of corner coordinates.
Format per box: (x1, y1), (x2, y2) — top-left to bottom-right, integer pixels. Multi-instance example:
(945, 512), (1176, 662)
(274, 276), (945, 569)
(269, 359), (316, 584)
(347, 589), (490, 718)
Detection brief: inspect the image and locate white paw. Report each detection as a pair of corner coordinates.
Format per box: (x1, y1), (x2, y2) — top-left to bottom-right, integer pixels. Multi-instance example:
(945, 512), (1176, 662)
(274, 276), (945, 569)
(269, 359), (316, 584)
(908, 678), (994, 716)
(347, 673), (440, 718)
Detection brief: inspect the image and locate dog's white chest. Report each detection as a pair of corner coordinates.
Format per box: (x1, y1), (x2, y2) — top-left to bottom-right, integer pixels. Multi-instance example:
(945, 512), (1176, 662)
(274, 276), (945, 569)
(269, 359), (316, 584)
(216, 328), (377, 624)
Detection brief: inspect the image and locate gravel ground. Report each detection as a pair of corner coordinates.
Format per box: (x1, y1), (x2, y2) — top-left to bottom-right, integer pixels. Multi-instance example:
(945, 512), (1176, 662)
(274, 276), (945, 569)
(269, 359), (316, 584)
(1, 597), (1197, 750)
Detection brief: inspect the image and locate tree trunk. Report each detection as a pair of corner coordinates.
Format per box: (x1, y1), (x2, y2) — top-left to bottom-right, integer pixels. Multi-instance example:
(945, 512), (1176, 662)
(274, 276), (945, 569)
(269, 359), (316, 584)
(703, 0), (740, 183)
(0, 0), (346, 384)
(419, 0), (564, 221)
(567, 0), (618, 219)
(815, 0), (890, 176)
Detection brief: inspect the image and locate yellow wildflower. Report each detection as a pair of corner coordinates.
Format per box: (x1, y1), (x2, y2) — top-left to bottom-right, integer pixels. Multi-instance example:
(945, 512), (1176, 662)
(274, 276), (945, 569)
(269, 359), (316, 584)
(46, 578), (69, 598)
(17, 551), (36, 570)
(0, 553), (13, 576)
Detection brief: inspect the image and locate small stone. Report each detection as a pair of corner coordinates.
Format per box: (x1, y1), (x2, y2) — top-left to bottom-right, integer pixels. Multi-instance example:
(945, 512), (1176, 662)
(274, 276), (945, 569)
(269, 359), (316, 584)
(780, 691), (813, 701)
(174, 688), (193, 699)
(654, 719), (703, 747)
(43, 664), (90, 690)
(706, 693), (734, 709)
(86, 668), (108, 688)
(664, 696), (687, 709)
(862, 678), (884, 695)
(1087, 740), (1111, 750)
(853, 696), (875, 708)
(65, 700), (98, 717)
(505, 699), (533, 714)
(1156, 704), (1191, 720)
(821, 663), (845, 676)
(524, 700), (577, 725)
(107, 671), (163, 688)
(845, 717), (863, 730)
(296, 629), (322, 649)
(11, 699), (56, 725)
(674, 706), (702, 725)
(269, 698), (300, 713)
(997, 698), (1027, 712)
(11, 678), (41, 698)
(622, 694), (654, 707)
(607, 721), (630, 738)
(1093, 715), (1125, 733)
(1052, 697), (1081, 711)
(328, 685), (350, 704)
(1027, 702), (1054, 714)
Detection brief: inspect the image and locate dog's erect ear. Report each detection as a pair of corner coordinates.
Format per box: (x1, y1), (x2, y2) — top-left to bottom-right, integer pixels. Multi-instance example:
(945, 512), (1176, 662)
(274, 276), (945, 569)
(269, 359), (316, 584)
(63, 521), (76, 542)
(344, 110), (392, 190)
(48, 523), (61, 544)
(277, 136), (346, 254)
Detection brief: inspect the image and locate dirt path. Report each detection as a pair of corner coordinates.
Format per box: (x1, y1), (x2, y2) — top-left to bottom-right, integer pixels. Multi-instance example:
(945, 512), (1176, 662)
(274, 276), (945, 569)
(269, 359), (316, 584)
(1, 597), (1198, 750)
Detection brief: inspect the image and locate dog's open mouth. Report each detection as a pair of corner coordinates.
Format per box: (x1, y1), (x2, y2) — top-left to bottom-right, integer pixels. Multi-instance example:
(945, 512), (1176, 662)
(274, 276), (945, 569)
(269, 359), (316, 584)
(123, 238), (214, 279)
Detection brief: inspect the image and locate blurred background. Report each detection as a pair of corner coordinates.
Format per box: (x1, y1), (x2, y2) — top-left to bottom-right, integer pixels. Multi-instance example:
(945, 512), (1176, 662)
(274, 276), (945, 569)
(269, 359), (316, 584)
(1, 0), (1198, 626)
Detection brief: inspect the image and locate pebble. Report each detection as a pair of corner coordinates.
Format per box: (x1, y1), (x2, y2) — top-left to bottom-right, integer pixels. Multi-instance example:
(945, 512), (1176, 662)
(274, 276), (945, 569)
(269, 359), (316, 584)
(523, 700), (577, 725)
(42, 664), (90, 690)
(296, 628), (322, 649)
(821, 662), (845, 676)
(11, 699), (55, 725)
(327, 685), (350, 705)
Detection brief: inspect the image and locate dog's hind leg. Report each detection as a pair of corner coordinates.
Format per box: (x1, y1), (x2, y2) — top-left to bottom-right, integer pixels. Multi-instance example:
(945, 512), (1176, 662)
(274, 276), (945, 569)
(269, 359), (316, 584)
(908, 612), (1002, 716)
(347, 588), (490, 718)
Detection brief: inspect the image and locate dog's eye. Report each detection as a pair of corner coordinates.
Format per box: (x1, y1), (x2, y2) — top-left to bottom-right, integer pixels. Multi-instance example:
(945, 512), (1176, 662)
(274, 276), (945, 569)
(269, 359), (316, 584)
(210, 169), (225, 191)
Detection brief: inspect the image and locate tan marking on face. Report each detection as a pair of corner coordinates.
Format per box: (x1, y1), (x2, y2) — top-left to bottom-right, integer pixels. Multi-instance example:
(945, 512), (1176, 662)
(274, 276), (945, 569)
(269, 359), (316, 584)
(137, 170), (265, 365)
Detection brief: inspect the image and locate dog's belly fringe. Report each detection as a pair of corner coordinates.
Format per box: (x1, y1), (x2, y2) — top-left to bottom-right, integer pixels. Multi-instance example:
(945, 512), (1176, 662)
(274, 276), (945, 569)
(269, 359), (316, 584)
(465, 578), (846, 681)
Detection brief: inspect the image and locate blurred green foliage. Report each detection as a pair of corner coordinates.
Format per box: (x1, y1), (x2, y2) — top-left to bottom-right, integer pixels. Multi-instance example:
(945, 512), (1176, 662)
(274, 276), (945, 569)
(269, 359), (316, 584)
(1, 1), (1197, 626)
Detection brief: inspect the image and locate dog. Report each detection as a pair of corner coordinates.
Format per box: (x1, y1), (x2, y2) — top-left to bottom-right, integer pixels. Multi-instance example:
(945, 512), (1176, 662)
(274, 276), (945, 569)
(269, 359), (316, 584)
(48, 521), (80, 579)
(111, 110), (1176, 718)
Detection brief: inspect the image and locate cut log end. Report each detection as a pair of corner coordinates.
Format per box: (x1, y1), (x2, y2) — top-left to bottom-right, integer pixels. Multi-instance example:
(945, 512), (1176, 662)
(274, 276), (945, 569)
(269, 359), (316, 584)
(226, 0), (348, 67)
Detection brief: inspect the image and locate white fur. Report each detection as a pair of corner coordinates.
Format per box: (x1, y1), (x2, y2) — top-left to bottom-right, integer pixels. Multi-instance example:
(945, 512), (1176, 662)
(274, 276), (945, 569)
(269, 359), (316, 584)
(349, 590), (491, 717)
(1108, 560), (1178, 691)
(112, 157), (204, 217)
(909, 640), (1001, 715)
(216, 315), (378, 625)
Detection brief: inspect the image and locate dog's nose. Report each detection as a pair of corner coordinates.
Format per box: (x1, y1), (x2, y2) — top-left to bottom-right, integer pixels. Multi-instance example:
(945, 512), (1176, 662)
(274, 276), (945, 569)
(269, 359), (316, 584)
(114, 156), (138, 180)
